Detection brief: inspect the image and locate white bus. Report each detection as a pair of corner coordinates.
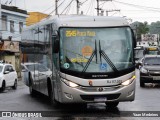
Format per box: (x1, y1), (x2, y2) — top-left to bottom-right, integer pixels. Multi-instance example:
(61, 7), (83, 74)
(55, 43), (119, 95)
(21, 15), (136, 107)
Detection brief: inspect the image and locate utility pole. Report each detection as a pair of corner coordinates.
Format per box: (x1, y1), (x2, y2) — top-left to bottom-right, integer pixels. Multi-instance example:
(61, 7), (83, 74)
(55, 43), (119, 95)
(101, 10), (104, 16)
(96, 0), (112, 16)
(55, 0), (58, 15)
(76, 0), (80, 15)
(97, 0), (99, 16)
(106, 9), (120, 16)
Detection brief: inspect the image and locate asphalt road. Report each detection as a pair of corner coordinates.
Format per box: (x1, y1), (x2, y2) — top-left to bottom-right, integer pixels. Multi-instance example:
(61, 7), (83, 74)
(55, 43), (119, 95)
(0, 70), (160, 120)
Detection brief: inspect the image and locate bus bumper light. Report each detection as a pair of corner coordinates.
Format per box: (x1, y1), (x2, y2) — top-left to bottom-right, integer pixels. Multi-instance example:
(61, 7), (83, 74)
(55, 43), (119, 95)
(64, 93), (73, 100)
(127, 90), (134, 97)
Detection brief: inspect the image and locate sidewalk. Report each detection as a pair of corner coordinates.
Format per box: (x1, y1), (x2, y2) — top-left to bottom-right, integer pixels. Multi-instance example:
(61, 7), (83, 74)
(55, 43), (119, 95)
(18, 77), (25, 86)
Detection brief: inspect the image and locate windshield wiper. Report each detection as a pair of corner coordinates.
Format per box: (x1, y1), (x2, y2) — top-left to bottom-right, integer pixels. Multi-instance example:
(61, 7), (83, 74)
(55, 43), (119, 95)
(81, 40), (97, 73)
(99, 40), (119, 73)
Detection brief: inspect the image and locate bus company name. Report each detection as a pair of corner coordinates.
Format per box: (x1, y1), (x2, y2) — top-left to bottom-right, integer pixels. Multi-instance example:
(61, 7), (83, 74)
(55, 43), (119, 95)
(70, 57), (88, 63)
(92, 75), (108, 78)
(66, 30), (96, 37)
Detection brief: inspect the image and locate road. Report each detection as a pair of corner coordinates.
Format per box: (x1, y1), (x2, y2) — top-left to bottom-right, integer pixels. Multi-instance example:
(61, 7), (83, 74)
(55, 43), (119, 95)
(0, 70), (160, 120)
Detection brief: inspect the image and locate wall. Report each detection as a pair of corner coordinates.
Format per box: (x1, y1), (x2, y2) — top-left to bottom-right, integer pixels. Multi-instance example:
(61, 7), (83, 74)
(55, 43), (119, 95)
(26, 12), (48, 26)
(1, 12), (27, 41)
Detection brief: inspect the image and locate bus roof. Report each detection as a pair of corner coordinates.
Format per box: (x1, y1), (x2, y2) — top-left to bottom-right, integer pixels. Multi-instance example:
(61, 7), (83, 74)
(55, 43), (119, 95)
(24, 15), (129, 31)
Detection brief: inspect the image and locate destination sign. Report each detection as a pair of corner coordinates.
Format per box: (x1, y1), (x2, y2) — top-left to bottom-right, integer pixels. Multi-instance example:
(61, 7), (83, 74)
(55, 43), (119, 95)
(66, 30), (96, 37)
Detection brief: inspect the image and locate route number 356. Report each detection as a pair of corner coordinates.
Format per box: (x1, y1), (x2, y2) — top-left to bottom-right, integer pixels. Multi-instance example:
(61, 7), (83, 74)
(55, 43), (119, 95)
(66, 30), (77, 37)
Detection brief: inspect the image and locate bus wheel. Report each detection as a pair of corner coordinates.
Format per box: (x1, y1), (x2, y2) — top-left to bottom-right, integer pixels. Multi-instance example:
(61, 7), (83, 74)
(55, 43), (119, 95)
(47, 80), (59, 107)
(105, 102), (119, 108)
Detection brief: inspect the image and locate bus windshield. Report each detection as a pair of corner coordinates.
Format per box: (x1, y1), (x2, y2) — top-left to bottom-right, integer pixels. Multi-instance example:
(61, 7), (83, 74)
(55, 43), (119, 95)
(59, 27), (134, 74)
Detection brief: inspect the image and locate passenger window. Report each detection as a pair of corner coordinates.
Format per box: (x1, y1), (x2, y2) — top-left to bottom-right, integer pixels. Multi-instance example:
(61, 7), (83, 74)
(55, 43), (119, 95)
(8, 66), (14, 72)
(4, 66), (9, 71)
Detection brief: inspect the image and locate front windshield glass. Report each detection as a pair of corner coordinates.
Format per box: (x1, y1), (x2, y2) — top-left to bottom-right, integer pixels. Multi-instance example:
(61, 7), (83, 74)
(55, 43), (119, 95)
(60, 27), (134, 73)
(26, 64), (38, 71)
(144, 57), (160, 65)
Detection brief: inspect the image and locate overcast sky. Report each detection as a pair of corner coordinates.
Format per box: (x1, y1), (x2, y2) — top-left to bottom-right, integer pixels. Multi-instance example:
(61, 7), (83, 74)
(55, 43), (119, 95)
(2, 0), (160, 24)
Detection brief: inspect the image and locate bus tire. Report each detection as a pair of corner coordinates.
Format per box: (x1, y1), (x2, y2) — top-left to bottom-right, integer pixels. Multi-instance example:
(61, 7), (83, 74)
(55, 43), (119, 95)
(29, 73), (36, 97)
(47, 79), (59, 107)
(105, 102), (119, 108)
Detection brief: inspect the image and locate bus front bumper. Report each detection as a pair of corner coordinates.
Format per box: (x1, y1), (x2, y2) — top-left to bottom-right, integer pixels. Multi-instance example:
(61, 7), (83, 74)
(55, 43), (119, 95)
(58, 79), (135, 103)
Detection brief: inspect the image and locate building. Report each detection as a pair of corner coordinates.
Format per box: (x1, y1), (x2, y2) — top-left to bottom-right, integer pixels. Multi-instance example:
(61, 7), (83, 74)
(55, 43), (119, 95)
(1, 5), (28, 41)
(0, 4), (28, 77)
(26, 12), (48, 26)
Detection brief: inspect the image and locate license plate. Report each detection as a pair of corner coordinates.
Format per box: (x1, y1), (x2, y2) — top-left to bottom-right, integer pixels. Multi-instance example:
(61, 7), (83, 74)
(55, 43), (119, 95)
(153, 76), (160, 80)
(94, 97), (107, 102)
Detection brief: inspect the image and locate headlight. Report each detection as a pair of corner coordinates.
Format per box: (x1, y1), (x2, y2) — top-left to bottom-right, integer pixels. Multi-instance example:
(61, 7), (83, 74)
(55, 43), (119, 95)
(121, 76), (136, 86)
(140, 67), (148, 74)
(61, 78), (79, 88)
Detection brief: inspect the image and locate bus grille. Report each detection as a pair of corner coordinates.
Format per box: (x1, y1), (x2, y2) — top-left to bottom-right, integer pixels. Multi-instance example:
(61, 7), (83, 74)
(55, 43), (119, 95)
(80, 94), (121, 101)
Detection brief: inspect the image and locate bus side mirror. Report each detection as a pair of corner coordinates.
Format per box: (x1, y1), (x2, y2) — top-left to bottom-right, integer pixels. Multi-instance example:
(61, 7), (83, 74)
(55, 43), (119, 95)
(131, 29), (136, 48)
(52, 34), (59, 53)
(135, 62), (142, 69)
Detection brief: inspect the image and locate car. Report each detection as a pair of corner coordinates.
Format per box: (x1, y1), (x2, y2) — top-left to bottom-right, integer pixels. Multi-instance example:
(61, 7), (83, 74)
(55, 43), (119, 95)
(21, 63), (52, 86)
(139, 55), (160, 87)
(0, 63), (18, 92)
(144, 46), (160, 55)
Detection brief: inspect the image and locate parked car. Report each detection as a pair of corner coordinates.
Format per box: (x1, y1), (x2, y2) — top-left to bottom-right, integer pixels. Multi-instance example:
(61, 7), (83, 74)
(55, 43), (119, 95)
(139, 55), (160, 87)
(0, 63), (18, 92)
(21, 63), (52, 86)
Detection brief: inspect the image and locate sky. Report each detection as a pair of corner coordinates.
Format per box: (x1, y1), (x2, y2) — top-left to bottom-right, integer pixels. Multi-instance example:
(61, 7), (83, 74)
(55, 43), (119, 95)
(2, 0), (160, 24)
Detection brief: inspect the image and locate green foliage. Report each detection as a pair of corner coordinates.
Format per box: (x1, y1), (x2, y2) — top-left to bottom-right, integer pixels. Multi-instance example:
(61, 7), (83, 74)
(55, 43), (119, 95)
(149, 21), (160, 35)
(131, 21), (149, 41)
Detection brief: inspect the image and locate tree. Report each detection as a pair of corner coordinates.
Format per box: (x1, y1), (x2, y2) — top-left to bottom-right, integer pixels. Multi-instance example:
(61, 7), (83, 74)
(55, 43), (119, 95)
(149, 21), (160, 35)
(131, 21), (149, 41)
(137, 22), (149, 41)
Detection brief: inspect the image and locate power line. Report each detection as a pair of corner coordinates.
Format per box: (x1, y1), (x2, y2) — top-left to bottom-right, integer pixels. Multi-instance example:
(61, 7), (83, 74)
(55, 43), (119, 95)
(99, 1), (106, 7)
(113, 0), (160, 12)
(86, 0), (93, 15)
(64, 2), (72, 15)
(81, 0), (89, 5)
(46, 0), (65, 18)
(41, 5), (55, 13)
(89, 0), (95, 15)
(111, 1), (124, 17)
(61, 0), (74, 15)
